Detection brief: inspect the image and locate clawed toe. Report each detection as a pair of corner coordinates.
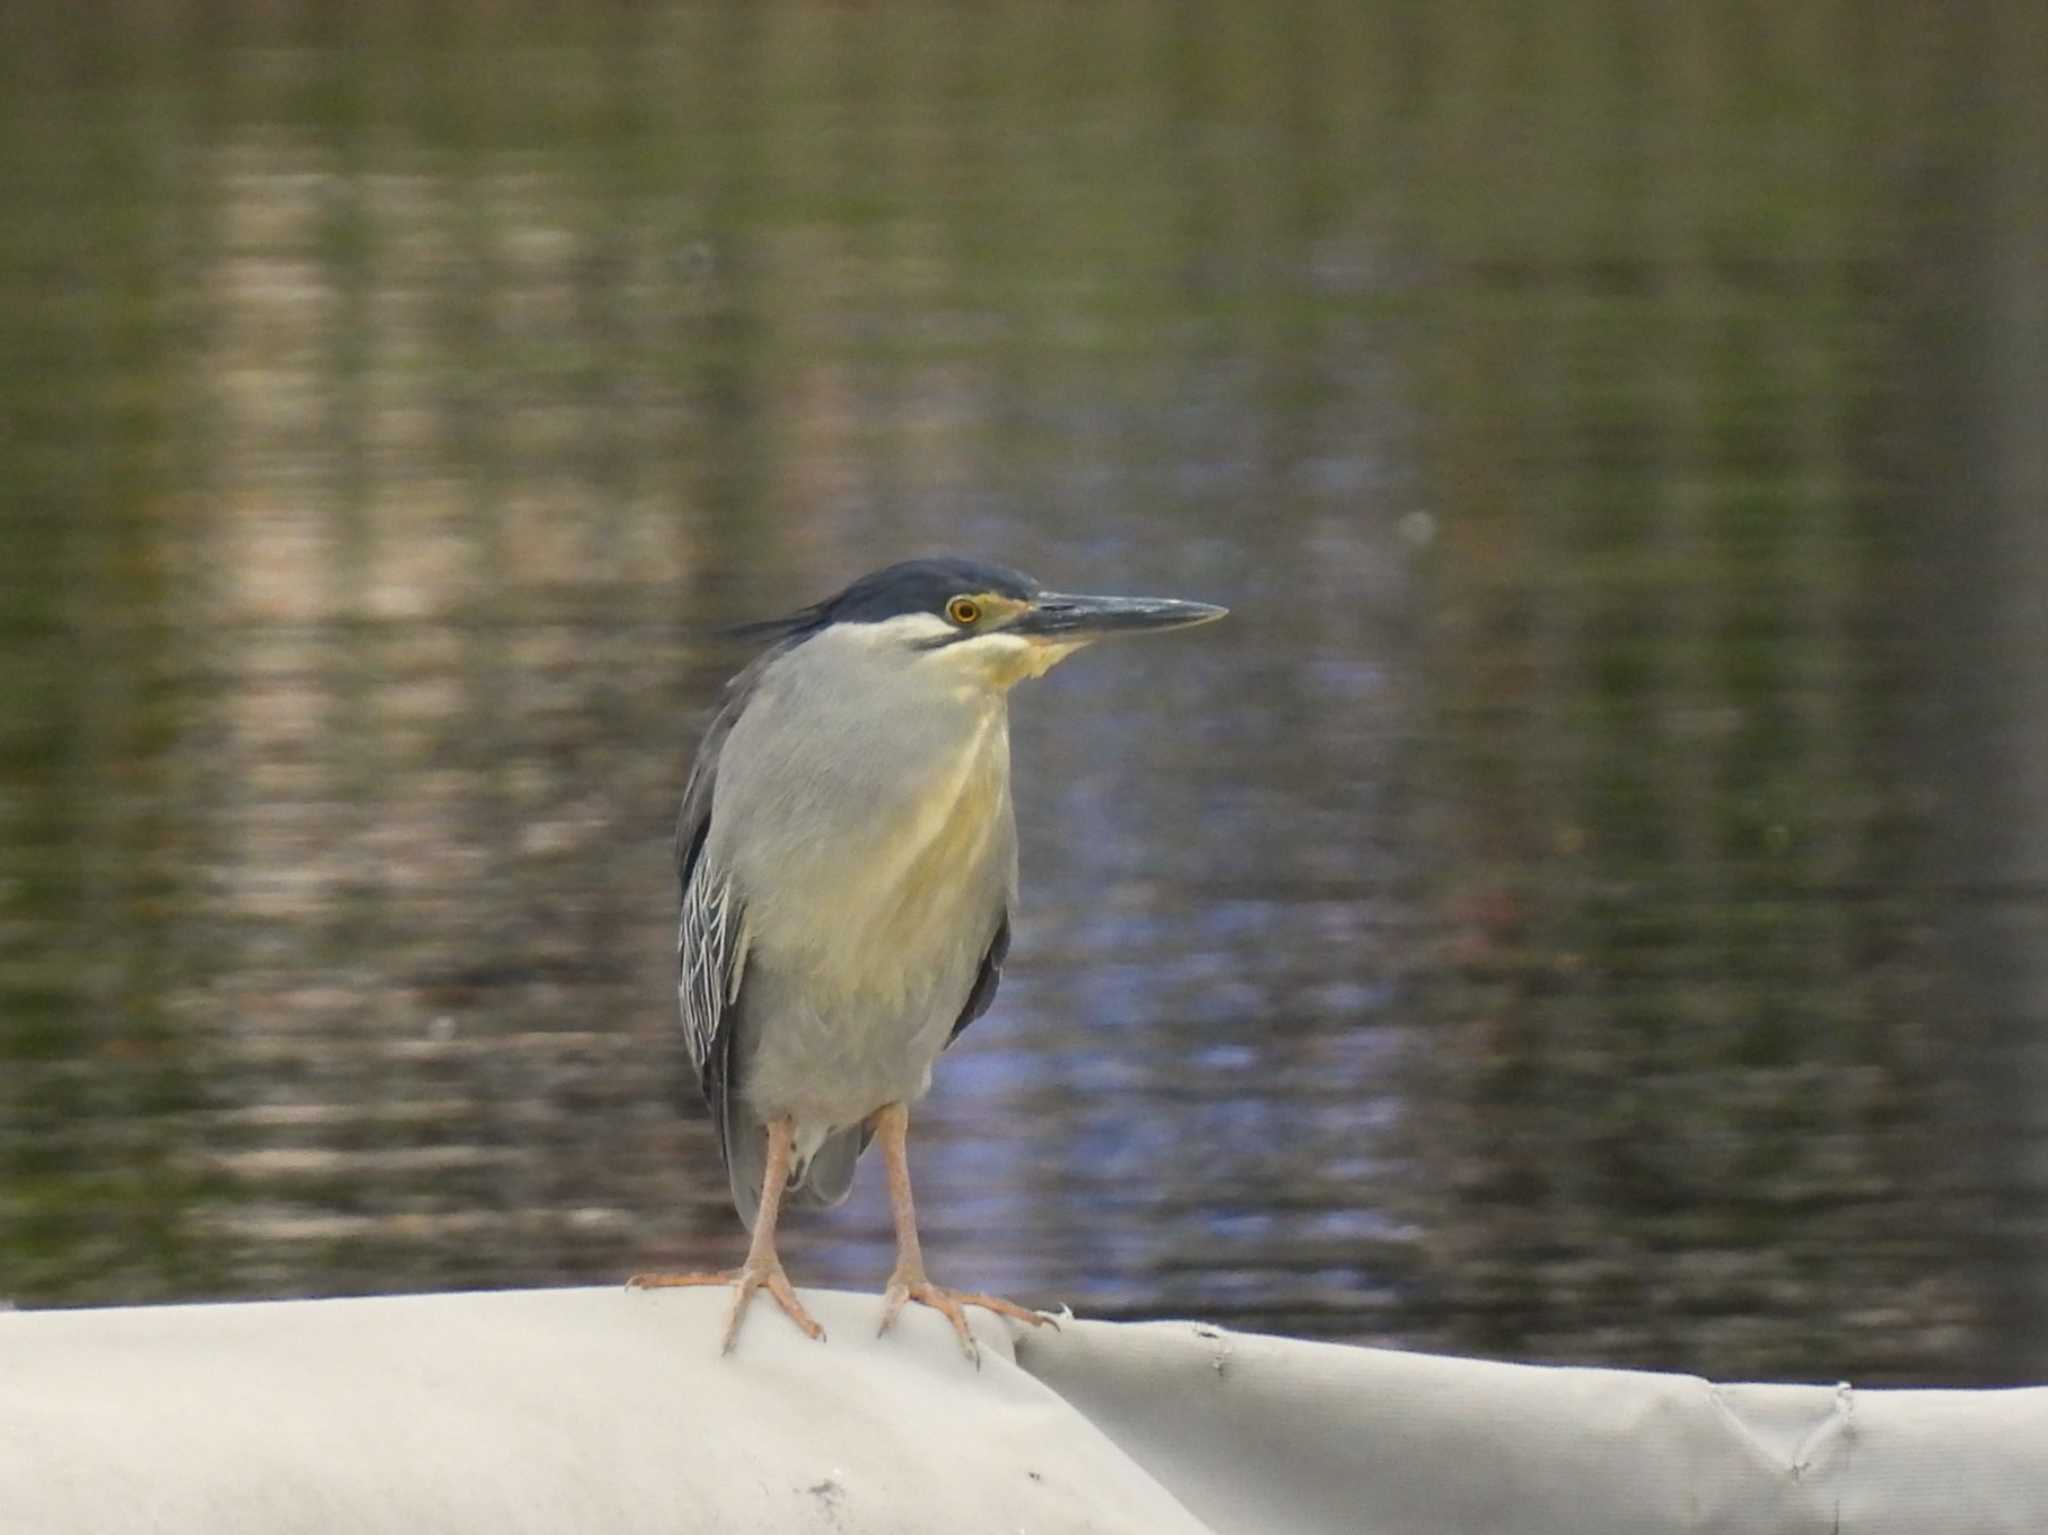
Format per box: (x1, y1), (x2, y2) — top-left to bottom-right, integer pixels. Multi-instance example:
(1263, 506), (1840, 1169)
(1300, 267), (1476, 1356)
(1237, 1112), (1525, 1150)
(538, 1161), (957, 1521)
(628, 1263), (825, 1352)
(954, 1292), (1057, 1329)
(878, 1273), (1054, 1364)
(738, 1261), (827, 1349)
(626, 1269), (730, 1291)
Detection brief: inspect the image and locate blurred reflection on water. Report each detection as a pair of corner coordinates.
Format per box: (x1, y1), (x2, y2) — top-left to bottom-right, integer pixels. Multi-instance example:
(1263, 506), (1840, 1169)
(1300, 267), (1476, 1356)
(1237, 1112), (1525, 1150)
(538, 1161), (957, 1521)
(2, 4), (2044, 1387)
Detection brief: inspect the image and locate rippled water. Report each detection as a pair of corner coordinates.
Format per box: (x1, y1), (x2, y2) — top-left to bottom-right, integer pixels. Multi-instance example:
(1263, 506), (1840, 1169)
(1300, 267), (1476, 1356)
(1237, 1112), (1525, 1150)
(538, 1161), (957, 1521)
(2, 2), (2044, 1387)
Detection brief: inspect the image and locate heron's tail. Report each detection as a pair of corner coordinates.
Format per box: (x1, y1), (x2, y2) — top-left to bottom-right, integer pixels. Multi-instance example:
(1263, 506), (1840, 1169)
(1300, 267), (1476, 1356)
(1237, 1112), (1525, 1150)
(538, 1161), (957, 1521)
(725, 1110), (872, 1231)
(789, 1124), (871, 1211)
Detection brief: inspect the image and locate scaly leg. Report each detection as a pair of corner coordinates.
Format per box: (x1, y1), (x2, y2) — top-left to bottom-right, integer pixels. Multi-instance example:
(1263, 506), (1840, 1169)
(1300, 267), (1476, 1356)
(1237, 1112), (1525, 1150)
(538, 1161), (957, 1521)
(871, 1100), (1054, 1364)
(628, 1114), (825, 1353)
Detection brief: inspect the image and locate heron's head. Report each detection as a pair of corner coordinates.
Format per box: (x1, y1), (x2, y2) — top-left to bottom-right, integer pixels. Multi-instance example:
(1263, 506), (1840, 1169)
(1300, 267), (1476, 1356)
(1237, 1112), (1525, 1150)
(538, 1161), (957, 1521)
(762, 556), (1227, 692)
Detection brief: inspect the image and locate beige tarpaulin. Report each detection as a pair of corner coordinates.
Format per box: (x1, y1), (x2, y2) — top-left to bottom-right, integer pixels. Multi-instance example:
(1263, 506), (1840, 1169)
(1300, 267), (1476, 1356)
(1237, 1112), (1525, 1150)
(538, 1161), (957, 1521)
(2, 1286), (2044, 1533)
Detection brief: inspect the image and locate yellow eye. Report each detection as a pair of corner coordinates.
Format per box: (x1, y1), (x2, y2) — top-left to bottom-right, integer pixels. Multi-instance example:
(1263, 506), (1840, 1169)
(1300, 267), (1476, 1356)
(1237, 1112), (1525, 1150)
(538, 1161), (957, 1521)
(946, 596), (982, 626)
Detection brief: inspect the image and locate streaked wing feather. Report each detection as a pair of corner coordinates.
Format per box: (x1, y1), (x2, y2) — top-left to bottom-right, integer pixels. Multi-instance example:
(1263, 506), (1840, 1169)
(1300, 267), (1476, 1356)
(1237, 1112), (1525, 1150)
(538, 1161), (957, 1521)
(674, 657), (774, 1157)
(677, 849), (742, 1078)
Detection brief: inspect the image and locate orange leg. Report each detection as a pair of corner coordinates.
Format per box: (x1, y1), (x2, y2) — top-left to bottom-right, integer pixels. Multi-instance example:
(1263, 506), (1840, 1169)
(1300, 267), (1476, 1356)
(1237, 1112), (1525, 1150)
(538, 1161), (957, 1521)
(628, 1114), (825, 1353)
(871, 1100), (1054, 1364)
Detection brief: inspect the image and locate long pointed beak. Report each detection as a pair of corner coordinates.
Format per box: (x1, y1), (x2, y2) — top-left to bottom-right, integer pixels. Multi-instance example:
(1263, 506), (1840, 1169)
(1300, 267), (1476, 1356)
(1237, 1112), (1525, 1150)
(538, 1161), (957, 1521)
(1013, 591), (1229, 641)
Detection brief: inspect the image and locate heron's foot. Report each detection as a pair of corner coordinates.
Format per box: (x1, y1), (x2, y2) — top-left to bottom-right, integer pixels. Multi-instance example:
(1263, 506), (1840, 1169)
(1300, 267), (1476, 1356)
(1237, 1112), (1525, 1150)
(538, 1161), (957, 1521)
(877, 1268), (1056, 1365)
(628, 1261), (826, 1353)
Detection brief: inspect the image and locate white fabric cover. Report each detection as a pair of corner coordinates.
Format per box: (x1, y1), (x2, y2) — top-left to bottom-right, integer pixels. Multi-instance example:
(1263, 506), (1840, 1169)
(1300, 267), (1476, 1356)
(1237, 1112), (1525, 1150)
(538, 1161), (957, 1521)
(2, 1286), (2043, 1533)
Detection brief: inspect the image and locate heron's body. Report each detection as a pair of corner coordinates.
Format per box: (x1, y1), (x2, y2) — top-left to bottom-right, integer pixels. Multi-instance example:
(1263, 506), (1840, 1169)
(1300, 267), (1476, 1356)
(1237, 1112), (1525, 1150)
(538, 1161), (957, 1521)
(637, 556), (1224, 1358)
(707, 621), (1018, 1212)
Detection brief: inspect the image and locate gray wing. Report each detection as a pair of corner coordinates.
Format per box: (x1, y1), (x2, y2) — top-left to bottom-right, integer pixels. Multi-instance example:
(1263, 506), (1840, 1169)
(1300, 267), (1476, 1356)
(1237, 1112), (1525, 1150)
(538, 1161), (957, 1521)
(675, 670), (757, 1166)
(946, 911), (1010, 1047)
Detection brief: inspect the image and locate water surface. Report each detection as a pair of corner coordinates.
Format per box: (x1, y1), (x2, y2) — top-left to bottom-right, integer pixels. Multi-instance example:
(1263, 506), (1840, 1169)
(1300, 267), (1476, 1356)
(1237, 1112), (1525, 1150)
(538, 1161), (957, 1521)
(2, 2), (2045, 1387)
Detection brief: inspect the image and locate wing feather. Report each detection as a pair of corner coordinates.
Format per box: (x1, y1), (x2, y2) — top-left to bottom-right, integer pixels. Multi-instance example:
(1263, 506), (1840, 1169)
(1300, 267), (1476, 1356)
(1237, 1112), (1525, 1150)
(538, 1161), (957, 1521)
(677, 836), (743, 1079)
(946, 910), (1010, 1047)
(674, 656), (775, 1165)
